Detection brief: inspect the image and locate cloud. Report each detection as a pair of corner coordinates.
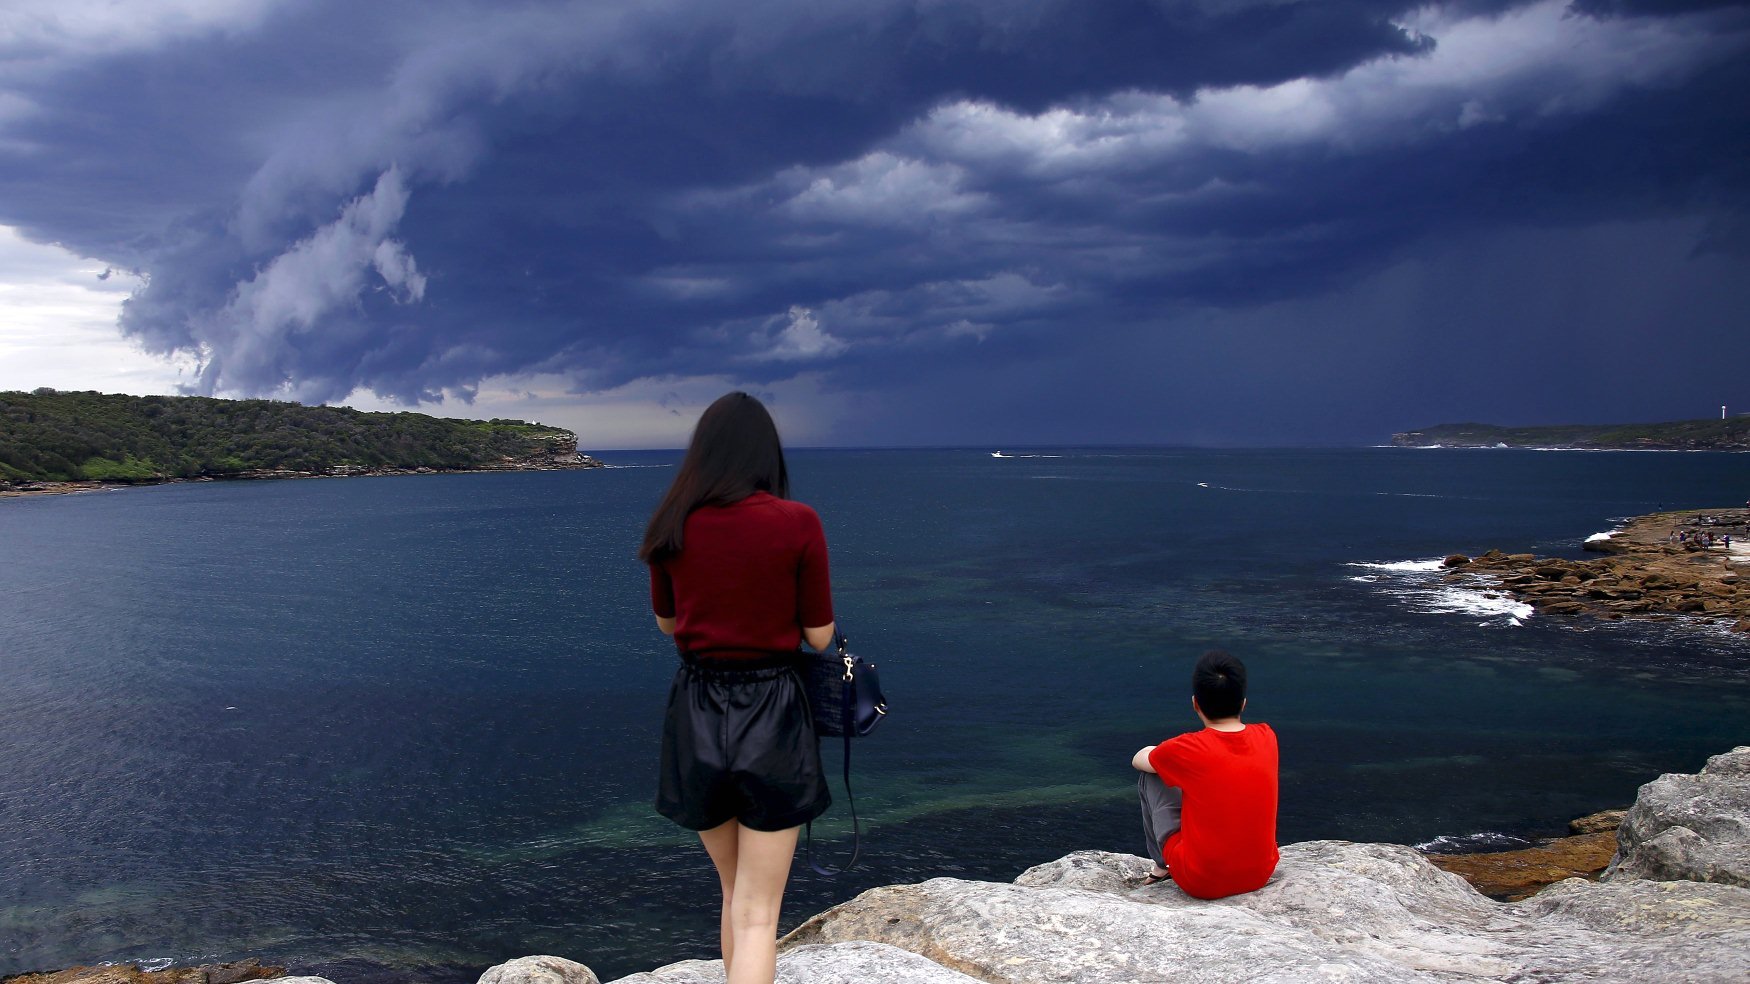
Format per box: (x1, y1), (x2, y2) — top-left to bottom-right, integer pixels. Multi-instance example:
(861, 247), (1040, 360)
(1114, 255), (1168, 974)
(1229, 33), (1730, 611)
(750, 306), (849, 362)
(0, 225), (194, 394)
(0, 0), (1746, 442)
(170, 165), (425, 400)
(0, 0), (279, 61)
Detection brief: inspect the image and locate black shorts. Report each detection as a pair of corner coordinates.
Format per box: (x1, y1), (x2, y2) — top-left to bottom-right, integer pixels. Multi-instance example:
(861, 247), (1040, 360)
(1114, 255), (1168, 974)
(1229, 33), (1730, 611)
(656, 655), (831, 832)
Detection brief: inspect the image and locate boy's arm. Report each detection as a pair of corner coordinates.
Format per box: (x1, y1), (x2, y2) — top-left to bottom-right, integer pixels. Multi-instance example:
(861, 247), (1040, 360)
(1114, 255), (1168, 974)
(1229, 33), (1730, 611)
(1131, 745), (1158, 773)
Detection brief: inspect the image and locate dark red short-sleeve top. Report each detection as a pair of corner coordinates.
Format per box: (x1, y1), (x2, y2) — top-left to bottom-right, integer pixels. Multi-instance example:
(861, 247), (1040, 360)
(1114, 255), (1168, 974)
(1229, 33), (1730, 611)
(649, 491), (834, 656)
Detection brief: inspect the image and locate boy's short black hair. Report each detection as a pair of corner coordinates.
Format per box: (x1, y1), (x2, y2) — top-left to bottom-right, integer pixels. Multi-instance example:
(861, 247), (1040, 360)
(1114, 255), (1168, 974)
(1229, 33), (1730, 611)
(1192, 650), (1247, 719)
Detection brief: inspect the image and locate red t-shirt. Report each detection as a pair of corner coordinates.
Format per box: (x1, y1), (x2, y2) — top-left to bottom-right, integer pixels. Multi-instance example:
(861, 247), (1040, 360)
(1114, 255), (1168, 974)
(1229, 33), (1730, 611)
(649, 491), (833, 656)
(1147, 722), (1279, 899)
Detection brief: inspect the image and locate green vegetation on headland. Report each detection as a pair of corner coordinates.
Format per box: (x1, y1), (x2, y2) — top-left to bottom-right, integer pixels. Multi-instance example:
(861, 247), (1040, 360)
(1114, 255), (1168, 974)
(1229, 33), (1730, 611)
(1392, 418), (1750, 451)
(0, 388), (597, 486)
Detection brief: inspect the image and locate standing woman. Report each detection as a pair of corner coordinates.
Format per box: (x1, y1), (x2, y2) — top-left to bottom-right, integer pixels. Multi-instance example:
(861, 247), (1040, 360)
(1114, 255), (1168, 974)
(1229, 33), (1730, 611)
(639, 392), (834, 984)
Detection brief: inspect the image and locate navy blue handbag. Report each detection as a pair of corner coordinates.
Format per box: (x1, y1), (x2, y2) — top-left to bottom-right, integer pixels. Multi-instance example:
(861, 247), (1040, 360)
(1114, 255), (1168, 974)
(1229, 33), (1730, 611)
(804, 630), (886, 874)
(805, 631), (886, 738)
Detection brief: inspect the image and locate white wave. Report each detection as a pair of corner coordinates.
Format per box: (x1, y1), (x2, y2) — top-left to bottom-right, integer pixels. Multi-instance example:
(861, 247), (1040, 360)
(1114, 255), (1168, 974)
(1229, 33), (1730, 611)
(1348, 558), (1533, 625)
(1414, 831), (1535, 853)
(1416, 585), (1535, 623)
(1585, 532), (1617, 543)
(1196, 481), (1276, 493)
(1347, 558), (1446, 573)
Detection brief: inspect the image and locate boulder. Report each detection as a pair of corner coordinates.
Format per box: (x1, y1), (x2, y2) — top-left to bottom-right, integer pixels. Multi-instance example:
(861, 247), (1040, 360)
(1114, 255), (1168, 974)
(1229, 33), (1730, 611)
(608, 942), (982, 983)
(1442, 554), (1471, 568)
(779, 842), (1750, 982)
(478, 957), (599, 984)
(1605, 746), (1750, 887)
(1569, 809), (1628, 835)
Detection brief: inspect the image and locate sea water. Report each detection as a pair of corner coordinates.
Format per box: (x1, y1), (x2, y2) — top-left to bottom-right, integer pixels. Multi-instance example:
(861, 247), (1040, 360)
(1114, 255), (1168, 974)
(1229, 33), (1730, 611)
(1, 448), (1746, 981)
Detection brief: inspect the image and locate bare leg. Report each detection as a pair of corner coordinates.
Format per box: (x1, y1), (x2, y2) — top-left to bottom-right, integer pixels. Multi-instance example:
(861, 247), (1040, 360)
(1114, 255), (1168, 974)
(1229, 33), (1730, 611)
(724, 824), (800, 984)
(697, 819), (741, 973)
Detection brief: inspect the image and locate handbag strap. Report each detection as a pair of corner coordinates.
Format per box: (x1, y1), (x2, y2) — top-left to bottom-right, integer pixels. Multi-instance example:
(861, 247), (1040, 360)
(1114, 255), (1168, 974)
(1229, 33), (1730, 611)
(806, 629), (860, 876)
(806, 715), (861, 876)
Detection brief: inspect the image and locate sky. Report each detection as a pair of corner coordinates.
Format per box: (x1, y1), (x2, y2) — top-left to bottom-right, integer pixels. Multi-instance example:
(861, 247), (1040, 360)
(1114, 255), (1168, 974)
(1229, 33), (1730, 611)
(1, 0), (1747, 449)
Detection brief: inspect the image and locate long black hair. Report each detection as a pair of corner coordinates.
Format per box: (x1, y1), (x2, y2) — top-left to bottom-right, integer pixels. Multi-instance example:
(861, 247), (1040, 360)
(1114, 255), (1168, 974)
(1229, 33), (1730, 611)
(638, 391), (790, 563)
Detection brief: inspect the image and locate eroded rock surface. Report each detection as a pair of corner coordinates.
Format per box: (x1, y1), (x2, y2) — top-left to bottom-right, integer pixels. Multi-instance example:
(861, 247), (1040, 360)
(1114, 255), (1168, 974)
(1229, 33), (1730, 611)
(1, 961), (284, 984)
(1426, 809), (1626, 900)
(606, 942), (982, 983)
(778, 841), (1750, 982)
(1605, 745), (1750, 887)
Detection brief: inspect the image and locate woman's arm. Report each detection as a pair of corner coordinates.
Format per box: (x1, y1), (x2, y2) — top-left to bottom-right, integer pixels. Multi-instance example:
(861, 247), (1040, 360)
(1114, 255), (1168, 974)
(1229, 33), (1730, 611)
(655, 615), (676, 636)
(802, 622), (836, 651)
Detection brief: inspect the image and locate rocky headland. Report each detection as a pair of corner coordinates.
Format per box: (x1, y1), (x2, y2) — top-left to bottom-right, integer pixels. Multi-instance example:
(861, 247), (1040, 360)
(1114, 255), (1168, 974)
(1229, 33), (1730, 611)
(27, 748), (1744, 984)
(1391, 418), (1750, 451)
(0, 389), (606, 499)
(0, 434), (603, 499)
(1439, 508), (1750, 632)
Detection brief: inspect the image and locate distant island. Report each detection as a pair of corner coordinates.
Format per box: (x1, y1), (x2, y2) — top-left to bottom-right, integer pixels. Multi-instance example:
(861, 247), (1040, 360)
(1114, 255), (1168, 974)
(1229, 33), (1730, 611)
(1392, 418), (1750, 451)
(0, 389), (602, 494)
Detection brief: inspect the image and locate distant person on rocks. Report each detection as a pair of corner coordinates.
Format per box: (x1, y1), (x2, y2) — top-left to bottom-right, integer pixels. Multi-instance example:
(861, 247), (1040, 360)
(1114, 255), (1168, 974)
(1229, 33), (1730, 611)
(640, 391), (836, 984)
(1130, 650), (1279, 899)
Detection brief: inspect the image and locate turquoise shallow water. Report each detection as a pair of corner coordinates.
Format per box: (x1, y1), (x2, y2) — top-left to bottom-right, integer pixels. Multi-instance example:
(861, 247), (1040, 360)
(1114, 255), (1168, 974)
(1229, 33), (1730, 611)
(1, 448), (1746, 981)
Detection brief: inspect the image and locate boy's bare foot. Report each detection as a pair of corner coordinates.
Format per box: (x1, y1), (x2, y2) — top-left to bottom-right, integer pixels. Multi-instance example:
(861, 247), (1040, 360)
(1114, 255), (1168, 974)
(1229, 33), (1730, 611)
(1141, 865), (1171, 884)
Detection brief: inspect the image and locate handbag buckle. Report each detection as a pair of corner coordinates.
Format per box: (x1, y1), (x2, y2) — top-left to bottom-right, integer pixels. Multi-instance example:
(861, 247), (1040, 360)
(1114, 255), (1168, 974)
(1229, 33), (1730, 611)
(841, 653), (855, 682)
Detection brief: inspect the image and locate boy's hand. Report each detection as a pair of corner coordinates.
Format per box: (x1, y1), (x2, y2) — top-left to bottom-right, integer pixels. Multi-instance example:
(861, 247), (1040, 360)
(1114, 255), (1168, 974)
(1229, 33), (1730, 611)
(1132, 745), (1158, 773)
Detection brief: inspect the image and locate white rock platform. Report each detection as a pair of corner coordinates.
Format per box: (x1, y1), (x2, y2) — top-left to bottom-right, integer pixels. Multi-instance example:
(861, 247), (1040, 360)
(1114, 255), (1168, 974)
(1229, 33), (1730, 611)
(480, 747), (1750, 984)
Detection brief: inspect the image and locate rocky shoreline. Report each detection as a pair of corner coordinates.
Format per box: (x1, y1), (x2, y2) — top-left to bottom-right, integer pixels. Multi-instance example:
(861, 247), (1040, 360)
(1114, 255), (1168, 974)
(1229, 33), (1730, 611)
(1438, 507), (1750, 632)
(13, 749), (1747, 984)
(1423, 809), (1626, 901)
(1, 961), (284, 984)
(0, 443), (604, 500)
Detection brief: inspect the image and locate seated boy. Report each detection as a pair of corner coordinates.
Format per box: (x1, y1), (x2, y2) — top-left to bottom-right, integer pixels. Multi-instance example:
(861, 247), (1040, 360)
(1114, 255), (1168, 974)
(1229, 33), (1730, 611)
(1130, 649), (1279, 898)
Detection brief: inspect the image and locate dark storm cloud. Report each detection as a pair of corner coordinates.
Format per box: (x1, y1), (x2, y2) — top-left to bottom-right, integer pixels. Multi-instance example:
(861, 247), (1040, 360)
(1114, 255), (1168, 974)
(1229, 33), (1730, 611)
(2, 0), (1748, 440)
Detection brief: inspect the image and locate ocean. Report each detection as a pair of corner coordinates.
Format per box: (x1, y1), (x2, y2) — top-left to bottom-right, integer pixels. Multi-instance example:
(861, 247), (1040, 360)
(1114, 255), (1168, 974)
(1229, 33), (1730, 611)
(2, 448), (1746, 981)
